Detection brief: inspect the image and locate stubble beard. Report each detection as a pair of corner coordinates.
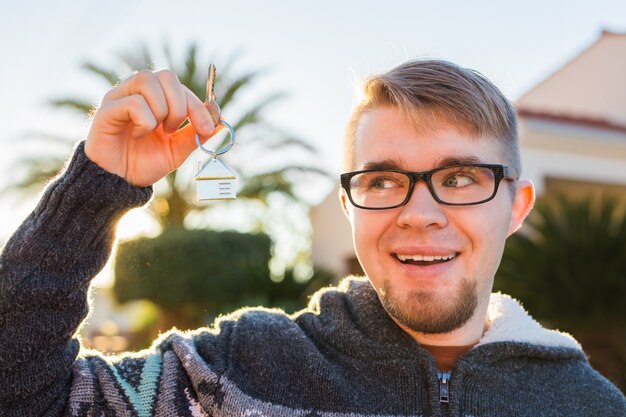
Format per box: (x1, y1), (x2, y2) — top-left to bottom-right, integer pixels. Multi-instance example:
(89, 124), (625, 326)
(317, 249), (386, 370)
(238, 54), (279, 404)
(379, 277), (478, 334)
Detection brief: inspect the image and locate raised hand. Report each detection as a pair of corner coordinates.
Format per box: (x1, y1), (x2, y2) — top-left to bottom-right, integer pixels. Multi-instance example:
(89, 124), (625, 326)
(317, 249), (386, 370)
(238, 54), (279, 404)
(84, 69), (222, 187)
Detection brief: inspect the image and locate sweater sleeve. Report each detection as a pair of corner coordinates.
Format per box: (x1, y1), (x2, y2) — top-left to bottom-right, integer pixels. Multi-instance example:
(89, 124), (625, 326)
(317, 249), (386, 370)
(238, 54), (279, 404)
(0, 141), (153, 416)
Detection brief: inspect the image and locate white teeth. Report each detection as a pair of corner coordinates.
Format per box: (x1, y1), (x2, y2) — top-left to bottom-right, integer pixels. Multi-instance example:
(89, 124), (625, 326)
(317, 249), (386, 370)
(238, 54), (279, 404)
(396, 253), (456, 262)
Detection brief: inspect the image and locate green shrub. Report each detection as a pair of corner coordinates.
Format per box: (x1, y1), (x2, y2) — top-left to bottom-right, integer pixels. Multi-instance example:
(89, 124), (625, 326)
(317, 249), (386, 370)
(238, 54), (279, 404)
(113, 227), (337, 332)
(495, 195), (626, 327)
(114, 228), (272, 314)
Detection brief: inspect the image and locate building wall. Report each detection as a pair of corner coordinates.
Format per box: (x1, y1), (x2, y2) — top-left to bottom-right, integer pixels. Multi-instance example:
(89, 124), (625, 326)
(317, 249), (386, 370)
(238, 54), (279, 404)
(519, 118), (626, 196)
(517, 32), (626, 126)
(544, 177), (626, 208)
(310, 189), (357, 278)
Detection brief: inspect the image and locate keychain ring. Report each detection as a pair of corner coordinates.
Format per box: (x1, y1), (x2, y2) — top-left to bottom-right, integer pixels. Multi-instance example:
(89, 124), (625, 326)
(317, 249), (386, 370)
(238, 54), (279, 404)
(195, 119), (236, 156)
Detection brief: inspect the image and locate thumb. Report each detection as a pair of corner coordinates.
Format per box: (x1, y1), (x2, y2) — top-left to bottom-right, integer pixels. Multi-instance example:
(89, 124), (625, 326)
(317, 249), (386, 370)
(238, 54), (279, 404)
(170, 121), (226, 167)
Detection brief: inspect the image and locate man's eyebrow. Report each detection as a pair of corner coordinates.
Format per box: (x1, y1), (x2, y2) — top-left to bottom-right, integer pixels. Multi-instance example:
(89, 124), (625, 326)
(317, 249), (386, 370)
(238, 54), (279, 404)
(360, 160), (403, 170)
(436, 156), (485, 167)
(360, 156), (486, 171)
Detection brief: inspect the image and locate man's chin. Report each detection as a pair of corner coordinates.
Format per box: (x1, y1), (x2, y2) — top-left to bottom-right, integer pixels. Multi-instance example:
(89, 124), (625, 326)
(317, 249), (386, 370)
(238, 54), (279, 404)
(379, 278), (478, 335)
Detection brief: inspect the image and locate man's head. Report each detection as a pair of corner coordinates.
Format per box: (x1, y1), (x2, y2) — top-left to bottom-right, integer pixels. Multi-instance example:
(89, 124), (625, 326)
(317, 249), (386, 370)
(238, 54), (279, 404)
(340, 59), (534, 339)
(344, 59), (521, 176)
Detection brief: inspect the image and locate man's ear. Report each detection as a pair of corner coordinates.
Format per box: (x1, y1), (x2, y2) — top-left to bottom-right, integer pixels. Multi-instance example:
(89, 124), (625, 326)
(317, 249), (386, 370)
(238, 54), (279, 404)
(339, 187), (351, 219)
(507, 179), (535, 237)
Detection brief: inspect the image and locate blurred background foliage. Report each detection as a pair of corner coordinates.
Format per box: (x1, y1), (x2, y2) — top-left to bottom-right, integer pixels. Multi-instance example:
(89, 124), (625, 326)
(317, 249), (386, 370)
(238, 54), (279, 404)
(495, 194), (626, 391)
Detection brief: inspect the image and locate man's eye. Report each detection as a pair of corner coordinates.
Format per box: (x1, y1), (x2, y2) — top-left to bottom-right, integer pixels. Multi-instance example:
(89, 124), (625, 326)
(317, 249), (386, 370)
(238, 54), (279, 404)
(367, 176), (402, 190)
(442, 173), (476, 188)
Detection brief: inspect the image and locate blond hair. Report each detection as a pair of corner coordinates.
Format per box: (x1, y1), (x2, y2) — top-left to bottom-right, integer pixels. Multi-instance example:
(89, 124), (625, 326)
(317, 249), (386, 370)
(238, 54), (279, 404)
(343, 59), (520, 174)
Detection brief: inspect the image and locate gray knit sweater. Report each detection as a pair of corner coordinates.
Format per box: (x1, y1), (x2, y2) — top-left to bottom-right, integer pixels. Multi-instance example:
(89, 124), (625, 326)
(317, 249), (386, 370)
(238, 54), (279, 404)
(1, 142), (624, 417)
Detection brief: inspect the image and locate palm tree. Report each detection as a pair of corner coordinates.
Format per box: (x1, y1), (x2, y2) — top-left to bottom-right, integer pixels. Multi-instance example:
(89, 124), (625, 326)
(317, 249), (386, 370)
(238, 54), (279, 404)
(7, 42), (329, 231)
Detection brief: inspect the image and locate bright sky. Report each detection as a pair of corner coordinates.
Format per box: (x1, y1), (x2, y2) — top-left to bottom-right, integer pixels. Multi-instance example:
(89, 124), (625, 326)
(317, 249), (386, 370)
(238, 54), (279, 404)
(1, 0), (625, 245)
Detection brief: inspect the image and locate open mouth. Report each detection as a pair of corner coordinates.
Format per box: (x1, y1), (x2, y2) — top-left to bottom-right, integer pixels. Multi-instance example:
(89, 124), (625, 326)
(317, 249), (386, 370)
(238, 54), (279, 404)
(394, 253), (458, 266)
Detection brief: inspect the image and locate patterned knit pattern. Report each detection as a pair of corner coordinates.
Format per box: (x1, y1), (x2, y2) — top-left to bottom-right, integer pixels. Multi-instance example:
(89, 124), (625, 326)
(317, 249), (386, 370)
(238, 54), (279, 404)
(1, 142), (625, 417)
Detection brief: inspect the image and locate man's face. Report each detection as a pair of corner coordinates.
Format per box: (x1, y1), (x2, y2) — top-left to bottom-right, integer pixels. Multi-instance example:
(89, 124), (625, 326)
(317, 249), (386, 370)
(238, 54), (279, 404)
(341, 106), (530, 335)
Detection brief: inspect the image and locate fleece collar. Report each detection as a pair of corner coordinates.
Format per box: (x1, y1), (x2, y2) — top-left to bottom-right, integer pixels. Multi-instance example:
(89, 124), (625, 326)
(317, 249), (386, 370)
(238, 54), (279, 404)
(322, 278), (583, 356)
(476, 292), (582, 351)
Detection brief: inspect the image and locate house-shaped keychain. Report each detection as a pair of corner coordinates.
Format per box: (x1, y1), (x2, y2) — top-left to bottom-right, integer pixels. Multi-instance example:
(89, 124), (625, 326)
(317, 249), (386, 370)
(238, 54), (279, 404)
(195, 157), (237, 200)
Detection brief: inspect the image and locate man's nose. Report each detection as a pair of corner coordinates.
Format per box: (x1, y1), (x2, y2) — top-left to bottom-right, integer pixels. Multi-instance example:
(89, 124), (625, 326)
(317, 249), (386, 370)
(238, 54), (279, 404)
(396, 181), (448, 229)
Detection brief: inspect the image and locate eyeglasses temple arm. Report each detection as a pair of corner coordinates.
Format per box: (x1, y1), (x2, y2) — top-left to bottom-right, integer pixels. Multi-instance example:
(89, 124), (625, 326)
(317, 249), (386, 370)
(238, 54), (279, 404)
(503, 166), (519, 180)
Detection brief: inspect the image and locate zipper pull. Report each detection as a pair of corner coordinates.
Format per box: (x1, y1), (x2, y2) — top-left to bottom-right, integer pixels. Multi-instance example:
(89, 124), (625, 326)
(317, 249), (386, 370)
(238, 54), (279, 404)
(437, 371), (451, 403)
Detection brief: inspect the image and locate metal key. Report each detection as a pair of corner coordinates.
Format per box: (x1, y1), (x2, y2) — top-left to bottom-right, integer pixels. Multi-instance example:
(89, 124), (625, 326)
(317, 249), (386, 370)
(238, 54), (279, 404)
(206, 64), (221, 125)
(195, 64), (237, 201)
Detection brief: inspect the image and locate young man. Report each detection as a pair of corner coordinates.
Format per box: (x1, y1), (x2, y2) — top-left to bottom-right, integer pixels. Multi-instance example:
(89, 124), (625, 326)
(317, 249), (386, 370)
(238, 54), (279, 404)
(1, 61), (624, 417)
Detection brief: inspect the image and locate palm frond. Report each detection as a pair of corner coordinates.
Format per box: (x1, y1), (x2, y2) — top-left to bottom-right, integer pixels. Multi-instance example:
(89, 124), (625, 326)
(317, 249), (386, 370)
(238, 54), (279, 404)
(181, 43), (199, 88)
(81, 62), (120, 86)
(219, 49), (245, 78)
(255, 134), (318, 153)
(232, 92), (286, 131)
(237, 171), (296, 202)
(2, 156), (66, 194)
(219, 71), (257, 109)
(120, 43), (154, 71)
(269, 164), (331, 178)
(162, 42), (176, 72)
(48, 98), (95, 115)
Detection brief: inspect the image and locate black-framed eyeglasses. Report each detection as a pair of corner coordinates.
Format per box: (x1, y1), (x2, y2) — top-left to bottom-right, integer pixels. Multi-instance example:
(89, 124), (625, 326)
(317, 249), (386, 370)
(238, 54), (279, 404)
(340, 164), (518, 210)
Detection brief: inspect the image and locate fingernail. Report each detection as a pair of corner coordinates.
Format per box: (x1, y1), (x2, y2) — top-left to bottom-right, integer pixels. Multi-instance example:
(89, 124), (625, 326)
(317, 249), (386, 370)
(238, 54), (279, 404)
(203, 121), (215, 136)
